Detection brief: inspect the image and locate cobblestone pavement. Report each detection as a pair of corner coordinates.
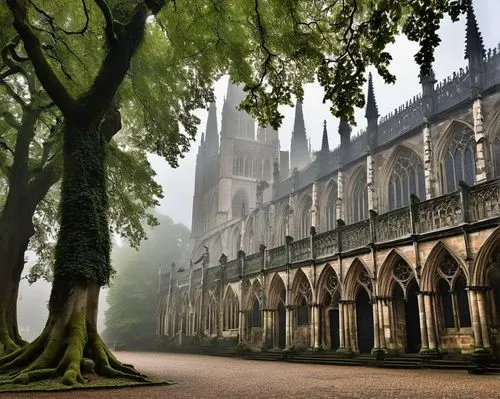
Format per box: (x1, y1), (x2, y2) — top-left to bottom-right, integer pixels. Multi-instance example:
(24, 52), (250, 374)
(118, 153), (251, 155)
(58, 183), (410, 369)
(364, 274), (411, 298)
(1, 352), (499, 398)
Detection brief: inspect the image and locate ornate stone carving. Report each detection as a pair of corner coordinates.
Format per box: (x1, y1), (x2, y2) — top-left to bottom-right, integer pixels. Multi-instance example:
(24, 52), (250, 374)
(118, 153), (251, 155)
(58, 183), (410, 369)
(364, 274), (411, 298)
(313, 230), (338, 258)
(290, 237), (311, 262)
(357, 268), (373, 293)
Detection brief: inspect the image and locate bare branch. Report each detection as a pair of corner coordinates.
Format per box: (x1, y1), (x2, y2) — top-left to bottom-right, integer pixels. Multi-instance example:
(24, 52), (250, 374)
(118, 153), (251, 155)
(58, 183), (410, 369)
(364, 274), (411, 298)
(6, 0), (78, 117)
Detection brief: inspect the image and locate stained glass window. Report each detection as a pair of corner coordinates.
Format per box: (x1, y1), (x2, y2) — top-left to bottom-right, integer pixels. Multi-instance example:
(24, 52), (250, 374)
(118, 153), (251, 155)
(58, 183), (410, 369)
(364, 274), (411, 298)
(388, 148), (425, 210)
(443, 124), (475, 193)
(351, 170), (368, 223)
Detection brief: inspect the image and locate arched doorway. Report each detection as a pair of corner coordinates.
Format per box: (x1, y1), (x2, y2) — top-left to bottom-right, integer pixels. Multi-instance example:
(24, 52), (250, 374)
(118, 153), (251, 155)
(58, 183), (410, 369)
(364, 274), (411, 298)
(318, 267), (341, 351)
(392, 281), (421, 353)
(390, 260), (421, 354)
(356, 288), (373, 353)
(268, 274), (287, 349)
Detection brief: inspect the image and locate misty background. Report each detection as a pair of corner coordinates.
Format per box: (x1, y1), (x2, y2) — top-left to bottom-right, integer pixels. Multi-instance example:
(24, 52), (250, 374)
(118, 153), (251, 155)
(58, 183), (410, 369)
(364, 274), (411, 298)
(18, 0), (499, 341)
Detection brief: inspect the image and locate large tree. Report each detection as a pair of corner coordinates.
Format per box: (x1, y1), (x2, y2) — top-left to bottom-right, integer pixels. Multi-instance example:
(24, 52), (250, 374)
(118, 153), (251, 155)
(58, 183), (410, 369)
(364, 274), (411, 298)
(0, 38), (162, 356)
(1, 0), (469, 387)
(104, 214), (190, 349)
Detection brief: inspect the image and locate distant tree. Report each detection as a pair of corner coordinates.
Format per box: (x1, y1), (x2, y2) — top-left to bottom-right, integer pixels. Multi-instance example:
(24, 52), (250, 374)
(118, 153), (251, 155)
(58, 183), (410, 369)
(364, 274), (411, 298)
(2, 0), (469, 387)
(103, 214), (190, 349)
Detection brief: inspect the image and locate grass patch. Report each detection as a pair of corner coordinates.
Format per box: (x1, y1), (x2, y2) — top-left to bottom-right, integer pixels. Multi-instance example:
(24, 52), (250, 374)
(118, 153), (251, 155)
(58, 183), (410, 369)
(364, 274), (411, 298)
(0, 374), (171, 393)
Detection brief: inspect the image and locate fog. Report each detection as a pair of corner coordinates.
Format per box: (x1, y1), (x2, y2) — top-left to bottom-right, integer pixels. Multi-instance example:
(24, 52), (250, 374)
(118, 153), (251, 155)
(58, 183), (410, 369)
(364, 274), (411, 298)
(18, 0), (499, 340)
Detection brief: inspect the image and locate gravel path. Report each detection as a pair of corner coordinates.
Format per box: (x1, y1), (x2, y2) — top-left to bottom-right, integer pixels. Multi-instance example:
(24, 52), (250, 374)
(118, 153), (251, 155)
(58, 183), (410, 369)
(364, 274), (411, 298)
(1, 351), (499, 398)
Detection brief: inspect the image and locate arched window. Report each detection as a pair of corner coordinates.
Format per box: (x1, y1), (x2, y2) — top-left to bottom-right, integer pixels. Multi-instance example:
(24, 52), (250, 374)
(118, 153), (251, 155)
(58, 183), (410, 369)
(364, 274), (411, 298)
(388, 148), (425, 210)
(323, 182), (337, 231)
(256, 160), (263, 180)
(250, 297), (261, 327)
(494, 136), (500, 178)
(350, 169), (368, 223)
(224, 288), (240, 330)
(297, 195), (312, 239)
(276, 206), (288, 246)
(233, 154), (244, 176)
(232, 189), (249, 219)
(231, 227), (241, 259)
(296, 296), (309, 325)
(443, 124), (475, 193)
(263, 160), (271, 181)
(436, 253), (471, 330)
(244, 157), (252, 177)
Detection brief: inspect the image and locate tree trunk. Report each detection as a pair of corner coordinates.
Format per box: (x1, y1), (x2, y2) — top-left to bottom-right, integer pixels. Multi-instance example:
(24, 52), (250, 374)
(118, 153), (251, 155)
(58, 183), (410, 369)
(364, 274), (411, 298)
(0, 122), (146, 385)
(0, 210), (34, 355)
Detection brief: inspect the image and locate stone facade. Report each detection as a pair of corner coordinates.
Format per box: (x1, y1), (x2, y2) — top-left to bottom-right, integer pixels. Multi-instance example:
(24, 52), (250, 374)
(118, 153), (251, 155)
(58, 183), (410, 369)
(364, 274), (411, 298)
(158, 9), (500, 358)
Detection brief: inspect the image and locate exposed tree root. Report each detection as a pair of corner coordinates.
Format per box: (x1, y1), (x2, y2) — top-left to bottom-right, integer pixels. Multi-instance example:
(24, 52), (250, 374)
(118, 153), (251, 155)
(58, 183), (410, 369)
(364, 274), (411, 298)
(0, 286), (150, 387)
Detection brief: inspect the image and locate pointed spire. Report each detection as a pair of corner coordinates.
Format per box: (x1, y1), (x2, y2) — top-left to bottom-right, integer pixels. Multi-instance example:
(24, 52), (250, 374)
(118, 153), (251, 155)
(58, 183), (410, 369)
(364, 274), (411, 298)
(465, 3), (485, 61)
(321, 120), (329, 152)
(205, 101), (219, 157)
(365, 73), (379, 120)
(338, 118), (351, 137)
(221, 80), (255, 139)
(290, 100), (309, 171)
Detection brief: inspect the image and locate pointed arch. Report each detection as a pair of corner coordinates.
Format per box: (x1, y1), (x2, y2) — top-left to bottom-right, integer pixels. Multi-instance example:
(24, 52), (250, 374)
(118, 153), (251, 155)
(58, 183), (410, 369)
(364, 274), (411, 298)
(472, 226), (500, 286)
(377, 249), (417, 297)
(320, 179), (338, 232)
(230, 225), (241, 260)
(346, 166), (368, 223)
(275, 203), (290, 246)
(223, 286), (240, 330)
(295, 193), (312, 239)
(420, 241), (468, 291)
(246, 278), (263, 310)
(267, 273), (286, 309)
(232, 188), (249, 219)
(436, 120), (476, 193)
(381, 145), (425, 211)
(421, 241), (471, 330)
(316, 264), (341, 304)
(342, 257), (373, 301)
(483, 100), (500, 177)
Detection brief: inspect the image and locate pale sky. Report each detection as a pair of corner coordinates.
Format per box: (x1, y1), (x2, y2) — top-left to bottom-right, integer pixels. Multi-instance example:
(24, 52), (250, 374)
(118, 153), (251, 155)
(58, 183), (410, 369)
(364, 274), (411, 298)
(151, 0), (500, 229)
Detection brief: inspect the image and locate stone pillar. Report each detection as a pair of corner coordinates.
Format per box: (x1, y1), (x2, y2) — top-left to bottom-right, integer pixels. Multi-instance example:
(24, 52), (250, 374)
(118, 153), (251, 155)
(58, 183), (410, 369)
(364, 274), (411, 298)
(312, 304), (320, 349)
(382, 299), (392, 351)
(336, 170), (344, 222)
(349, 302), (357, 352)
(239, 310), (246, 342)
(423, 123), (434, 199)
(417, 293), (429, 350)
(469, 289), (483, 348)
(287, 195), (296, 238)
(424, 294), (437, 351)
(377, 299), (386, 350)
(311, 182), (318, 230)
(473, 98), (488, 183)
(366, 154), (377, 212)
(286, 306), (294, 348)
(371, 299), (380, 352)
(477, 289), (492, 349)
(338, 302), (345, 350)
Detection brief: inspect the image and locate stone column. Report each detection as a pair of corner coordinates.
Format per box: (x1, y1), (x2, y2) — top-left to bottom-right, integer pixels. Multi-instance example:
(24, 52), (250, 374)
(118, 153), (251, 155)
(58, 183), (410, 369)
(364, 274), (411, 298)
(311, 182), (318, 230)
(377, 299), (386, 350)
(312, 304), (320, 349)
(423, 123), (434, 199)
(336, 170), (344, 222)
(417, 293), (429, 350)
(349, 302), (357, 352)
(372, 299), (380, 352)
(366, 154), (377, 212)
(473, 98), (488, 183)
(338, 301), (345, 350)
(424, 293), (437, 351)
(468, 289), (483, 348)
(477, 289), (491, 349)
(239, 310), (246, 342)
(382, 299), (392, 351)
(286, 306), (294, 348)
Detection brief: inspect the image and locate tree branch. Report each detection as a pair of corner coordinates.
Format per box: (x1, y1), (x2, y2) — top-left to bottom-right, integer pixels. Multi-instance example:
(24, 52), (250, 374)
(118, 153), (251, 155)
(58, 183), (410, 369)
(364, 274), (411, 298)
(93, 0), (118, 46)
(6, 0), (78, 117)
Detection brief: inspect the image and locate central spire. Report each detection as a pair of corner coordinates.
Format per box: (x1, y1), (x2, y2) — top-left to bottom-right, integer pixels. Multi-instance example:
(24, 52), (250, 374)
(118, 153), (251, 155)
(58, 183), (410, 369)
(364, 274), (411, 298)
(205, 101), (219, 157)
(290, 101), (309, 171)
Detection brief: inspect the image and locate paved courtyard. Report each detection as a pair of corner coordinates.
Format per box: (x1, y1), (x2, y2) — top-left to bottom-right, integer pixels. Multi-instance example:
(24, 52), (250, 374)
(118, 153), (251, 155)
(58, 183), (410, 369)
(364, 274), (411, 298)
(2, 352), (500, 398)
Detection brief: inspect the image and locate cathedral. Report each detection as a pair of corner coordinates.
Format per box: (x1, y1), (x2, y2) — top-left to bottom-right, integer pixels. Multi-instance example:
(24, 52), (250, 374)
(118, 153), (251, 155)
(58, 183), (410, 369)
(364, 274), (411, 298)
(157, 8), (500, 359)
